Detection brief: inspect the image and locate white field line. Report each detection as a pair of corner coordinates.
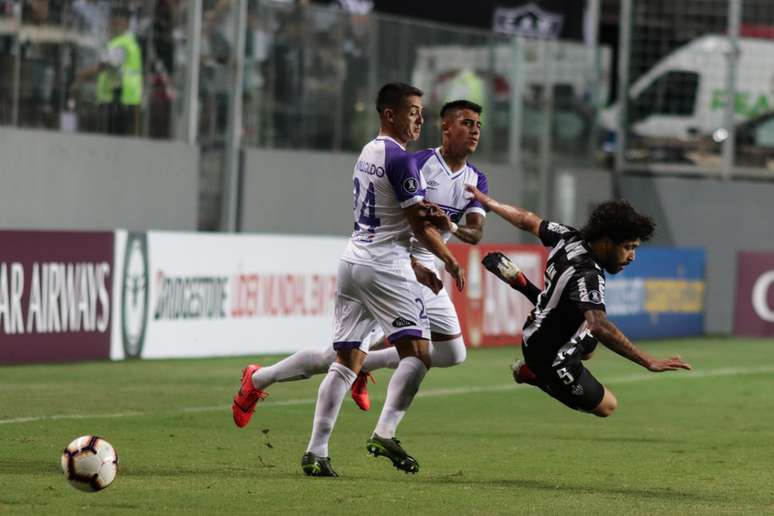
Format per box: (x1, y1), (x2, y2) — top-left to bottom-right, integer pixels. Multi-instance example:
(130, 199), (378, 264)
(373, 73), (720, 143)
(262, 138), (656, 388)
(2, 365), (773, 426)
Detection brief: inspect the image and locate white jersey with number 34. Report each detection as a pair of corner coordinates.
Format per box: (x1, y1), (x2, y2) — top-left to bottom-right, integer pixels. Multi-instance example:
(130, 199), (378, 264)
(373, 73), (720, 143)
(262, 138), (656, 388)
(341, 136), (427, 268)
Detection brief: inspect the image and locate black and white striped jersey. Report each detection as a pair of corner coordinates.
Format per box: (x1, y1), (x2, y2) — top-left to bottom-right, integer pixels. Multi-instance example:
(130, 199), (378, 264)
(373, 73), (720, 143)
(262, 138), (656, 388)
(522, 221), (606, 360)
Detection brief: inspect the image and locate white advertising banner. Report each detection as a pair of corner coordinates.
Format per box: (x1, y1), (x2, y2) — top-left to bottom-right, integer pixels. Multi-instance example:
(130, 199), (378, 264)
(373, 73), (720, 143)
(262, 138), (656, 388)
(111, 231), (347, 359)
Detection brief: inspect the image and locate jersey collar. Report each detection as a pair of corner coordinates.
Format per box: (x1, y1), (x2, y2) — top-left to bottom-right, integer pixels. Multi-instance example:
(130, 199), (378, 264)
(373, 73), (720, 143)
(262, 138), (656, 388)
(376, 134), (406, 151)
(433, 147), (467, 177)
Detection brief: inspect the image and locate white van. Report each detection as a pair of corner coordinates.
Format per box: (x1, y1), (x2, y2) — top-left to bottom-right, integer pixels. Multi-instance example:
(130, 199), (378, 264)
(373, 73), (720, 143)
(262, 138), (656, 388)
(600, 35), (774, 140)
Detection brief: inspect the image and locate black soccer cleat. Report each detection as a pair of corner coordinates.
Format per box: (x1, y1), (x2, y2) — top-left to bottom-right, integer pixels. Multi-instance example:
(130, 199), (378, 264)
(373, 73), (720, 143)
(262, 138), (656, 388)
(366, 434), (419, 474)
(482, 252), (523, 287)
(301, 452), (338, 477)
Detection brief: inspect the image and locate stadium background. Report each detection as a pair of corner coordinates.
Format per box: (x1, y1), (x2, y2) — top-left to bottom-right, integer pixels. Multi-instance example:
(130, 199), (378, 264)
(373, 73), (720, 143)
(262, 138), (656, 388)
(1, 1), (774, 513)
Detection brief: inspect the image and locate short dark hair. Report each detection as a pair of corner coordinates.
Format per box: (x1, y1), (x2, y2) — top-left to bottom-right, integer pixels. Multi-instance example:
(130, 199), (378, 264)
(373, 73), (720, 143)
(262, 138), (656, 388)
(440, 99), (483, 118)
(376, 82), (423, 115)
(580, 200), (655, 244)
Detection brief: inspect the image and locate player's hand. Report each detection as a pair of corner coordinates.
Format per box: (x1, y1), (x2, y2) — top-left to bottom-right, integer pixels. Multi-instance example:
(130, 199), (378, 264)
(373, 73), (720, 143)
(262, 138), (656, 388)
(445, 260), (465, 291)
(465, 184), (489, 205)
(411, 257), (443, 294)
(482, 251), (522, 287)
(646, 356), (692, 372)
(424, 202), (453, 232)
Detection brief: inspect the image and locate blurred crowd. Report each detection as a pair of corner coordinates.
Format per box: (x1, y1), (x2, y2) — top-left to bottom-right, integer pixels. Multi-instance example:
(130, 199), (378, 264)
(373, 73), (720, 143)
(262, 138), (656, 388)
(0, 0), (180, 137)
(199, 0), (373, 150)
(0, 0), (376, 148)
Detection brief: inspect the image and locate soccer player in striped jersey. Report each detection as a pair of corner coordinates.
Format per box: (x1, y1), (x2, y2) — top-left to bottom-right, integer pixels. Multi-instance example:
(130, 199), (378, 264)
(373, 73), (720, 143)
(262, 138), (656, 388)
(465, 188), (692, 416)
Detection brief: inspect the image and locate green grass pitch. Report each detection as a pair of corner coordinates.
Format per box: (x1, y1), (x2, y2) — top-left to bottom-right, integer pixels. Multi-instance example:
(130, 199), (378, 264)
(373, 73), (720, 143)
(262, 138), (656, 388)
(2, 337), (774, 515)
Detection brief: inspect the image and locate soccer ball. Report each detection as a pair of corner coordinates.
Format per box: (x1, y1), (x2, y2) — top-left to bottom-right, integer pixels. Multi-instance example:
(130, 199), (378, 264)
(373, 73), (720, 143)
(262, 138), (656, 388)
(60, 435), (118, 492)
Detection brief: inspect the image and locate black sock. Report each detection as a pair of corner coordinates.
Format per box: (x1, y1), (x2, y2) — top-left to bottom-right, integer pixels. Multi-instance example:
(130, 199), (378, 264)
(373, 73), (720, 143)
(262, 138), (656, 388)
(513, 277), (541, 305)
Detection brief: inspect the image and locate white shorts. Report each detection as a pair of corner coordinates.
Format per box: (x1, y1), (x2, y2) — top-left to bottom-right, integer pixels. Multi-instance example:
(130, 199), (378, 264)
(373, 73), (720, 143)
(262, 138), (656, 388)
(336, 263), (461, 352)
(333, 260), (430, 352)
(423, 282), (462, 336)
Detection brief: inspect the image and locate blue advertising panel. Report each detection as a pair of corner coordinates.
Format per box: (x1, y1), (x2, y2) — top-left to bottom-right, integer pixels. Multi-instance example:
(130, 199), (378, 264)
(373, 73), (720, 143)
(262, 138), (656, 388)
(605, 248), (705, 339)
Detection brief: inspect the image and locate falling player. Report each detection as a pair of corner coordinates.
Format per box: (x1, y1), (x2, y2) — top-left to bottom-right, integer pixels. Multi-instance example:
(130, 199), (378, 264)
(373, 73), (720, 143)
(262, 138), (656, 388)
(466, 188), (692, 416)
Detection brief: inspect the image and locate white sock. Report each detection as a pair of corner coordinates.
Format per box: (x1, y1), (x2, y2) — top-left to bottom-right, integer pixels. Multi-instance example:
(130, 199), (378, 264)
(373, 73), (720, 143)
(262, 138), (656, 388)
(429, 336), (466, 368)
(373, 356), (427, 439)
(361, 347), (400, 373)
(252, 346), (336, 391)
(306, 362), (357, 457)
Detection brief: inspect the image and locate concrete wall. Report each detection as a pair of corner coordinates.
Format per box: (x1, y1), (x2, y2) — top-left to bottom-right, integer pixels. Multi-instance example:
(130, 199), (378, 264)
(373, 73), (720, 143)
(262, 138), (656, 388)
(549, 169), (774, 335)
(619, 175), (774, 335)
(240, 147), (530, 244)
(0, 128), (198, 231)
(241, 149), (774, 335)
(5, 131), (765, 335)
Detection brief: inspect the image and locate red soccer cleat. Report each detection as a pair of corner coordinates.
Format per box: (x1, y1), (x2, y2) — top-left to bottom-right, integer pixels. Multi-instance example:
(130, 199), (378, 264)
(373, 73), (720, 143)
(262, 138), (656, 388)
(511, 359), (538, 386)
(232, 364), (268, 428)
(351, 372), (375, 411)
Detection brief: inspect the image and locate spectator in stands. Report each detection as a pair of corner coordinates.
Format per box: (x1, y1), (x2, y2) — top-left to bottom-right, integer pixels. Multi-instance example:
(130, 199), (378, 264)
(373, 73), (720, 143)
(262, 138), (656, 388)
(340, 12), (371, 150)
(0, 0), (17, 123)
(303, 30), (345, 149)
(71, 6), (143, 136)
(268, 1), (307, 148)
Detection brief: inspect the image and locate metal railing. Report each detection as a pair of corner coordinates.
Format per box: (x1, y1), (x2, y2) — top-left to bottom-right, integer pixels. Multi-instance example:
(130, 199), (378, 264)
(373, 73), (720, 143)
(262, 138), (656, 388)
(0, 0), (608, 230)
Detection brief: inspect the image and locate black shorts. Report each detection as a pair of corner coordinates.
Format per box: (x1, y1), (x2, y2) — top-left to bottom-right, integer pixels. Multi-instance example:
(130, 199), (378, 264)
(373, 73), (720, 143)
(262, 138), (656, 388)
(523, 339), (605, 412)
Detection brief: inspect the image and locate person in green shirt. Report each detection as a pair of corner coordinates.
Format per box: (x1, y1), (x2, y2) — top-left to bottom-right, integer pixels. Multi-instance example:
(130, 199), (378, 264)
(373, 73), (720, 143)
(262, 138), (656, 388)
(72, 6), (143, 135)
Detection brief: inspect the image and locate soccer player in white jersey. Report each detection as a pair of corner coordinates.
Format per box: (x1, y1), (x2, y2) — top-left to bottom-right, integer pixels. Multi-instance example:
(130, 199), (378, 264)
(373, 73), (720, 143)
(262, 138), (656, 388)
(230, 100), (489, 474)
(232, 83), (465, 477)
(353, 99), (489, 412)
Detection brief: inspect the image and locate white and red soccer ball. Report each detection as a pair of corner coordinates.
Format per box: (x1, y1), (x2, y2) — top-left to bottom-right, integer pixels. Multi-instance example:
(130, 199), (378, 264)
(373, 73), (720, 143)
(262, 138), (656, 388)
(61, 435), (118, 492)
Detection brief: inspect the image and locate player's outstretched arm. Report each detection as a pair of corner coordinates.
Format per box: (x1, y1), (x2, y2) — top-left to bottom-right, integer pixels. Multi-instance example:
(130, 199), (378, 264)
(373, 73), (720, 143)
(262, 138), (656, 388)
(465, 185), (541, 237)
(405, 203), (465, 291)
(585, 309), (692, 372)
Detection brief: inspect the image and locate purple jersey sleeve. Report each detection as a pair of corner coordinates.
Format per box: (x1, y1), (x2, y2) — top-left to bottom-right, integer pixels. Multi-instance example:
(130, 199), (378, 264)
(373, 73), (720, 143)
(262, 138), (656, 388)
(385, 147), (427, 207)
(466, 164), (489, 212)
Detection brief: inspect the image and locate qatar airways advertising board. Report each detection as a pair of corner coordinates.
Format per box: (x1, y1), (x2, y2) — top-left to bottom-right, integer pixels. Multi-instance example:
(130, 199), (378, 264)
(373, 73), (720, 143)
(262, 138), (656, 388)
(0, 230), (113, 364)
(111, 231), (347, 359)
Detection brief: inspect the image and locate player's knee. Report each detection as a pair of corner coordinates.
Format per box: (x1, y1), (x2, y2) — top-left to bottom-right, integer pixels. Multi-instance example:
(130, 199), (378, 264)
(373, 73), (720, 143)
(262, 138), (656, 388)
(309, 348), (337, 374)
(592, 390), (618, 417)
(429, 336), (466, 368)
(393, 338), (432, 368)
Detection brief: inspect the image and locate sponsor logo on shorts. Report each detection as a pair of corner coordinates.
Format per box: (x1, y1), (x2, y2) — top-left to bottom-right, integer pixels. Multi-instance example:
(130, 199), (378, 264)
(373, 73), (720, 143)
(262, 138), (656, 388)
(392, 316), (416, 328)
(571, 384), (584, 396)
(402, 177), (419, 194)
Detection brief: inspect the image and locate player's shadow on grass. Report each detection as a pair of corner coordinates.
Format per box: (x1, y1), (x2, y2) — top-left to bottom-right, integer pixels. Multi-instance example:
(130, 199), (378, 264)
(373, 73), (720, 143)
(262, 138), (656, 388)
(439, 430), (687, 445)
(0, 460), (66, 475)
(543, 434), (686, 445)
(1, 460), (223, 478)
(425, 477), (720, 503)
